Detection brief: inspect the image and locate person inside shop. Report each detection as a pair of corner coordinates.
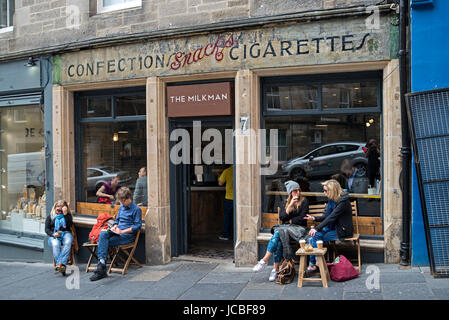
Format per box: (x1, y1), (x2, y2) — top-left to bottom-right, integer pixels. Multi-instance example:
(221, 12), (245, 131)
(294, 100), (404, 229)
(365, 138), (381, 188)
(133, 167), (148, 206)
(96, 175), (121, 205)
(218, 165), (233, 241)
(304, 179), (353, 273)
(253, 180), (309, 282)
(90, 187), (142, 281)
(45, 200), (74, 276)
(341, 159), (368, 194)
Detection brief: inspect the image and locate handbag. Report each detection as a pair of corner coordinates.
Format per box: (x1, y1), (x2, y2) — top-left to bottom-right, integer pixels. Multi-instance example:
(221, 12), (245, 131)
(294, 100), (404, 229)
(276, 258), (296, 285)
(326, 255), (359, 282)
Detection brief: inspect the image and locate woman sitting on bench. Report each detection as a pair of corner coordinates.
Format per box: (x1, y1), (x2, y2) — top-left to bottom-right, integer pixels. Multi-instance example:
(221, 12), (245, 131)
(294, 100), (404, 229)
(253, 180), (309, 282)
(305, 179), (353, 273)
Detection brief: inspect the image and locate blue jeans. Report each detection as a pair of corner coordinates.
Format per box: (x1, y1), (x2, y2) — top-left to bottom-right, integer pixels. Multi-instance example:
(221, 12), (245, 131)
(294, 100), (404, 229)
(267, 231), (283, 263)
(309, 229), (338, 266)
(222, 199), (233, 238)
(48, 232), (73, 265)
(97, 231), (135, 261)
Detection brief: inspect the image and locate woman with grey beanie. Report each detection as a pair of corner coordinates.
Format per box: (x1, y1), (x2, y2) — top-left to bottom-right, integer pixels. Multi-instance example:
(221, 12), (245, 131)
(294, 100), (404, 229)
(253, 180), (309, 282)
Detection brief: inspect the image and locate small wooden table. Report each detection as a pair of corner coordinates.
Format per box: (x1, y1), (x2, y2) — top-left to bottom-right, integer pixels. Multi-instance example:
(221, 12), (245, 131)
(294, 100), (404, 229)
(296, 247), (331, 288)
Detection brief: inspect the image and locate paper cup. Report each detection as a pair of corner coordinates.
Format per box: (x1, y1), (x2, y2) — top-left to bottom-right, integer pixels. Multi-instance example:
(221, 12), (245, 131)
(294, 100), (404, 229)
(317, 240), (323, 249)
(299, 240), (306, 248)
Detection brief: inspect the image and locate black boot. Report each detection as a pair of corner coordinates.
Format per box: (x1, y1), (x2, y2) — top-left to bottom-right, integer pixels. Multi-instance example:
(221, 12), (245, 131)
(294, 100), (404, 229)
(90, 262), (107, 281)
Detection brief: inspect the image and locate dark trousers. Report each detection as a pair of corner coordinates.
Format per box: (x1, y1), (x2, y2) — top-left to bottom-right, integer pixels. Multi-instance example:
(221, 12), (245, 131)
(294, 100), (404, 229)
(222, 199), (234, 238)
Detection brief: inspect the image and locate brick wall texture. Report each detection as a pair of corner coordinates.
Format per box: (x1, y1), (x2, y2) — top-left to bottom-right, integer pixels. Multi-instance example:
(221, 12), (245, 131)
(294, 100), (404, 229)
(0, 0), (382, 58)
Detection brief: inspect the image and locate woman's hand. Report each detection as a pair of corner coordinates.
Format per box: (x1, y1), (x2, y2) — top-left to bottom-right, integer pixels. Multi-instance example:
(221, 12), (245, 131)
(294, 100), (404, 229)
(53, 232), (61, 238)
(304, 214), (315, 220)
(62, 206), (68, 215)
(309, 228), (317, 238)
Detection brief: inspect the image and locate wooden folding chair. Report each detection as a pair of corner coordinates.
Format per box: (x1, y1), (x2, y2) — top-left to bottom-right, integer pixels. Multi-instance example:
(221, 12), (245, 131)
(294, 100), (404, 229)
(108, 229), (142, 275)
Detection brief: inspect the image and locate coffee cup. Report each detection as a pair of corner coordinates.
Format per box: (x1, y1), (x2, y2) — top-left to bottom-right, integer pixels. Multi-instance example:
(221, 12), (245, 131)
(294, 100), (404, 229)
(299, 240), (306, 248)
(317, 240), (323, 249)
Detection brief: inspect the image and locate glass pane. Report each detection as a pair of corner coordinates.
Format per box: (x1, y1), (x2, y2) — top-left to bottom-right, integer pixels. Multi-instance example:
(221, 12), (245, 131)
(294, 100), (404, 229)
(0, 0), (7, 27)
(0, 105), (47, 234)
(81, 97), (111, 118)
(322, 82), (378, 109)
(266, 85), (318, 110)
(263, 114), (381, 220)
(81, 121), (147, 204)
(115, 95), (146, 117)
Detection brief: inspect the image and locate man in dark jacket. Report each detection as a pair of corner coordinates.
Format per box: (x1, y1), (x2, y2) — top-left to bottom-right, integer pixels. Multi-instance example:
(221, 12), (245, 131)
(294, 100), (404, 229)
(305, 179), (353, 272)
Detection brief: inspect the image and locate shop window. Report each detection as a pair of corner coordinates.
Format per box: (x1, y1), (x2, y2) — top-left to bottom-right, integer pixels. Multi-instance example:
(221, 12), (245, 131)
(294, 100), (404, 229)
(97, 0), (142, 14)
(0, 0), (14, 32)
(0, 105), (46, 235)
(262, 72), (382, 236)
(77, 90), (147, 207)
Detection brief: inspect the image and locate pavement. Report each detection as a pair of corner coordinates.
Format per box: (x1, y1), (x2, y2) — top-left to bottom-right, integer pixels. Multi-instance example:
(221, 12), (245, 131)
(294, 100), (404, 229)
(0, 258), (449, 301)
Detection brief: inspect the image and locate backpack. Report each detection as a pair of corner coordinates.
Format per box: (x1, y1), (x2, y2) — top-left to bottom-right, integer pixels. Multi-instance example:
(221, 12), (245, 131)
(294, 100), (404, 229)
(326, 255), (359, 282)
(276, 258), (296, 285)
(88, 213), (114, 243)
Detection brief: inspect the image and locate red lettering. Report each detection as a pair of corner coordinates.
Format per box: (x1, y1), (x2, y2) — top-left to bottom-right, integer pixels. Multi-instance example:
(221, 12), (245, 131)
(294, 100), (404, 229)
(170, 52), (184, 70)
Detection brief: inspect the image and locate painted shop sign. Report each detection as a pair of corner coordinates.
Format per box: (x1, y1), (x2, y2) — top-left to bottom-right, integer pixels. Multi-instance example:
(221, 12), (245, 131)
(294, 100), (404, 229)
(167, 82), (232, 117)
(57, 16), (391, 84)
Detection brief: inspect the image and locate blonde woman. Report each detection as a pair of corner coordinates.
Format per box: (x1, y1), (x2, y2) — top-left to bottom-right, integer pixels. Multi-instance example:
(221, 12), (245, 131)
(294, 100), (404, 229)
(253, 180), (309, 281)
(45, 200), (73, 275)
(305, 179), (353, 273)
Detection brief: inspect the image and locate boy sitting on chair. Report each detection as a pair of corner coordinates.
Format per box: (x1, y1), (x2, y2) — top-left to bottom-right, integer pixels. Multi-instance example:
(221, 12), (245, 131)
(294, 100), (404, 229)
(90, 187), (142, 281)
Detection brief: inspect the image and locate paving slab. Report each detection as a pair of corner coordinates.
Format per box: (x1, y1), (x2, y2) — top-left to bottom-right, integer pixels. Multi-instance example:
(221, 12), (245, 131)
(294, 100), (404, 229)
(199, 272), (253, 284)
(381, 283), (435, 300)
(178, 283), (246, 300)
(236, 288), (283, 300)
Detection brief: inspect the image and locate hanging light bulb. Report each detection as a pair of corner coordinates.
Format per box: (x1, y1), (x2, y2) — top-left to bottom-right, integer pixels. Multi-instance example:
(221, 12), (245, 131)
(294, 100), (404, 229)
(366, 123), (371, 127)
(113, 133), (119, 142)
(369, 118), (374, 124)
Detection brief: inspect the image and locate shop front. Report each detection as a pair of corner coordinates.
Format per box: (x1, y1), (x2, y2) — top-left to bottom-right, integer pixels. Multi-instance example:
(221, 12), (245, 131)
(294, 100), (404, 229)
(0, 57), (53, 262)
(53, 10), (402, 266)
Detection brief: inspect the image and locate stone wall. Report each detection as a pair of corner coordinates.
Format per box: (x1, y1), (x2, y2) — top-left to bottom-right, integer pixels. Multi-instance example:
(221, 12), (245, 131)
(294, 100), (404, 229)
(0, 0), (383, 59)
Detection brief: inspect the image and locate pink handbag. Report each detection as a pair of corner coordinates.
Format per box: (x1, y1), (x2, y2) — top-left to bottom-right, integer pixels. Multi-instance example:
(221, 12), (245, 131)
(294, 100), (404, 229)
(327, 255), (359, 282)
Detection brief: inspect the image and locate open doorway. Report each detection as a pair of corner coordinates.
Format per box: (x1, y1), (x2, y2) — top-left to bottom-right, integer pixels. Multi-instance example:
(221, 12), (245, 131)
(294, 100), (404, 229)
(169, 118), (234, 261)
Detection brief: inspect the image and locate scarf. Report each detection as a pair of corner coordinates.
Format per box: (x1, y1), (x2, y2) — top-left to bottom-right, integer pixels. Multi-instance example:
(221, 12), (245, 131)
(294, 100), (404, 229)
(54, 214), (66, 235)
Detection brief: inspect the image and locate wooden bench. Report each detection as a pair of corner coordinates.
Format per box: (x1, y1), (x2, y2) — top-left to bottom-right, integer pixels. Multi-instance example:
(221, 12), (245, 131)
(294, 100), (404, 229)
(259, 201), (361, 272)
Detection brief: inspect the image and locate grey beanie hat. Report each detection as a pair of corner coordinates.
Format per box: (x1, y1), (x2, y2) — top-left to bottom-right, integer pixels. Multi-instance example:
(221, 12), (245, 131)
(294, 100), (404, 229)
(285, 180), (300, 195)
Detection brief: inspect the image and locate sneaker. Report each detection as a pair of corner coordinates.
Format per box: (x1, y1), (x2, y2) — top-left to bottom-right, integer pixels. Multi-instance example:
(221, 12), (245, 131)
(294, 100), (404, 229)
(90, 263), (107, 281)
(269, 268), (278, 282)
(218, 235), (229, 241)
(253, 259), (267, 272)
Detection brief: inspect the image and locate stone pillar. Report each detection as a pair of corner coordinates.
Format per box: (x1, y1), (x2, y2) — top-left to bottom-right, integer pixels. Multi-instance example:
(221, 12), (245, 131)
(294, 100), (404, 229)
(382, 59), (403, 263)
(146, 77), (171, 265)
(234, 70), (261, 267)
(52, 85), (76, 211)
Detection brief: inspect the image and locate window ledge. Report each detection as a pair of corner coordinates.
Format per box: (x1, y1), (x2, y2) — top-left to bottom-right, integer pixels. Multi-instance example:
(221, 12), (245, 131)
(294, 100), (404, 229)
(0, 233), (44, 251)
(0, 26), (13, 35)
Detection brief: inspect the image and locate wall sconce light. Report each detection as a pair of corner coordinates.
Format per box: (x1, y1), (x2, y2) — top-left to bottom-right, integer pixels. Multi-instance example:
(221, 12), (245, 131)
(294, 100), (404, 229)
(25, 57), (38, 67)
(113, 133), (119, 142)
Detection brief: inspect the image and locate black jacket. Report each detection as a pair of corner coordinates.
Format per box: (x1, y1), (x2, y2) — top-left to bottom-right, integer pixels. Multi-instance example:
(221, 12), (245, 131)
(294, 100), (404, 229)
(315, 194), (353, 240)
(45, 214), (73, 237)
(279, 197), (309, 227)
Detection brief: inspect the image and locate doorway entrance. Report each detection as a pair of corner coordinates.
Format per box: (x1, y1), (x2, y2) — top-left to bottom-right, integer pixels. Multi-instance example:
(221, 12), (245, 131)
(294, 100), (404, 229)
(169, 117), (235, 260)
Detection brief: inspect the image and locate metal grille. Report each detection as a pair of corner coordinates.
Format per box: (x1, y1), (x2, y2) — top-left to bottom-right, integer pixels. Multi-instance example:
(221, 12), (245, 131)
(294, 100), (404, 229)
(407, 88), (449, 277)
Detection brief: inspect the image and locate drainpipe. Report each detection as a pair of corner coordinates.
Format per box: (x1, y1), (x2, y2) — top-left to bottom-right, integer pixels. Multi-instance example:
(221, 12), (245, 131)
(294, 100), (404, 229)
(398, 0), (411, 266)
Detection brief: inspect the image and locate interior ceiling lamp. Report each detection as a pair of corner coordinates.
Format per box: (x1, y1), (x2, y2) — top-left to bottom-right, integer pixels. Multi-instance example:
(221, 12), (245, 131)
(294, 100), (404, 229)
(25, 57), (38, 67)
(113, 133), (119, 142)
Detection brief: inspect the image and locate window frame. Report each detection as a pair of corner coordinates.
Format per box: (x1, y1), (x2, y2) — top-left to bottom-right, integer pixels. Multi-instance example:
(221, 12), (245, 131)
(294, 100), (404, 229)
(97, 0), (142, 14)
(0, 0), (14, 32)
(262, 71), (383, 117)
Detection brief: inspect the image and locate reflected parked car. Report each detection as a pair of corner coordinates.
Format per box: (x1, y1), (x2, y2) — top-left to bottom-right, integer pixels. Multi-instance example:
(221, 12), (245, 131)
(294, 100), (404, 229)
(86, 166), (133, 193)
(281, 142), (368, 180)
